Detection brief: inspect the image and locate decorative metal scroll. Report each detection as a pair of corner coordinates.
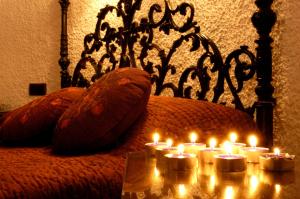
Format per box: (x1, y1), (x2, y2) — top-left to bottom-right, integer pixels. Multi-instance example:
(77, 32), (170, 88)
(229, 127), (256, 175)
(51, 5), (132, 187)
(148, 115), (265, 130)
(65, 0), (259, 116)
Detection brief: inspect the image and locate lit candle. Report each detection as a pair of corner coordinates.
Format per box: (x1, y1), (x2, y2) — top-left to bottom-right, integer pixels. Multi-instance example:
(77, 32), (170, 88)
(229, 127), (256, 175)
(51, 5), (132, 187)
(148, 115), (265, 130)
(241, 135), (269, 163)
(155, 138), (177, 171)
(259, 147), (295, 171)
(165, 144), (198, 172)
(145, 132), (168, 157)
(228, 132), (246, 154)
(183, 132), (206, 154)
(198, 138), (222, 164)
(214, 141), (247, 172)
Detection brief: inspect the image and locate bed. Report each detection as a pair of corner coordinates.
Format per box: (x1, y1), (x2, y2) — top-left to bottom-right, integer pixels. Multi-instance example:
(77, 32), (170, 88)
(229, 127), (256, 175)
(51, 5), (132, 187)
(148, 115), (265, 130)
(0, 0), (277, 198)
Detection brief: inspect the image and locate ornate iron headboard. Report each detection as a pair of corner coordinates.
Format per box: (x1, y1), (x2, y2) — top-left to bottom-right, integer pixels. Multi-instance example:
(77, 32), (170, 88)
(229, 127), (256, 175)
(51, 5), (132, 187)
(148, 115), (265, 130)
(58, 0), (276, 147)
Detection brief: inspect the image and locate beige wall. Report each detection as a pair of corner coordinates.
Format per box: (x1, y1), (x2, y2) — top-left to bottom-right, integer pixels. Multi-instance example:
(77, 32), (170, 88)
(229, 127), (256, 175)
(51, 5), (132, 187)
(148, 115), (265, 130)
(0, 0), (299, 155)
(0, 0), (61, 110)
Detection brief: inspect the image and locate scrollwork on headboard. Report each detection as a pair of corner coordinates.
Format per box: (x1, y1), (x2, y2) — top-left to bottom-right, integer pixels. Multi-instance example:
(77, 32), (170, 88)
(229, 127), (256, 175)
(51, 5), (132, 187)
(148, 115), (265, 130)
(59, 0), (276, 147)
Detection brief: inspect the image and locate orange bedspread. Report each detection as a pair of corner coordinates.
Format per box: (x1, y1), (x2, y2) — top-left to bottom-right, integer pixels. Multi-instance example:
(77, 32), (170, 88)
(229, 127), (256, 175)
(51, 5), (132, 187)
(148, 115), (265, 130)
(0, 146), (125, 199)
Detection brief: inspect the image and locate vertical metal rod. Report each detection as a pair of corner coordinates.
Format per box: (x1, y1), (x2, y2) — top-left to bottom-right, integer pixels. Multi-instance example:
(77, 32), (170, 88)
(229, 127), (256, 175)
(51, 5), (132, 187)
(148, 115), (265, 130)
(252, 0), (277, 147)
(59, 0), (71, 88)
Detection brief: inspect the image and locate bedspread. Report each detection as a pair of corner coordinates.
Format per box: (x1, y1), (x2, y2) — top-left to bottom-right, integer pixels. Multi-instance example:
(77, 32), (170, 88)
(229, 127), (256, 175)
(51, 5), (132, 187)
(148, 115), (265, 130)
(0, 146), (125, 199)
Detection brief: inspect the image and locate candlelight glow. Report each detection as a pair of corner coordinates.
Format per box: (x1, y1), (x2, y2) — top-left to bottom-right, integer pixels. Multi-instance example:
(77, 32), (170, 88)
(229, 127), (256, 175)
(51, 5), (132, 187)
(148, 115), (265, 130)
(249, 135), (257, 148)
(209, 175), (216, 192)
(249, 175), (259, 194)
(229, 132), (237, 143)
(178, 184), (187, 197)
(166, 138), (173, 147)
(178, 144), (185, 155)
(209, 138), (217, 149)
(153, 133), (160, 144)
(154, 167), (160, 177)
(224, 186), (234, 199)
(152, 167), (161, 183)
(275, 184), (281, 194)
(274, 148), (280, 156)
(189, 132), (198, 143)
(223, 141), (233, 155)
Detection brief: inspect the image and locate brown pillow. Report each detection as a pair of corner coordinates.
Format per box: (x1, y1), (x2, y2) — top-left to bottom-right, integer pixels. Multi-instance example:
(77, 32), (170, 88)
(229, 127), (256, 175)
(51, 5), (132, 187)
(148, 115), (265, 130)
(113, 96), (261, 154)
(53, 68), (151, 153)
(0, 87), (85, 145)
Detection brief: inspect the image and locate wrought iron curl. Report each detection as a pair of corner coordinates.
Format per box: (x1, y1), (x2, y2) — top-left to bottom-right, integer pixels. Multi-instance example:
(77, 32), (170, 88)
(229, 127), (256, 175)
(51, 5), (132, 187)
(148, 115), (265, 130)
(148, 0), (196, 34)
(224, 46), (256, 113)
(177, 34), (224, 101)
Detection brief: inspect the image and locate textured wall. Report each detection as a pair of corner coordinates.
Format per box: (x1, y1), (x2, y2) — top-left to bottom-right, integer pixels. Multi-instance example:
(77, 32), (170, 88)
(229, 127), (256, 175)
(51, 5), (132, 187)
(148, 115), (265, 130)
(0, 0), (299, 155)
(274, 0), (300, 156)
(0, 0), (61, 111)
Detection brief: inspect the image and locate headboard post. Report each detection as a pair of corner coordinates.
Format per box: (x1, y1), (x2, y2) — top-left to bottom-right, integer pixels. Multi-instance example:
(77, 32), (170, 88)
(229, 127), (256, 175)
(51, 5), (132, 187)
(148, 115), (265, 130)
(252, 0), (277, 147)
(59, 0), (71, 88)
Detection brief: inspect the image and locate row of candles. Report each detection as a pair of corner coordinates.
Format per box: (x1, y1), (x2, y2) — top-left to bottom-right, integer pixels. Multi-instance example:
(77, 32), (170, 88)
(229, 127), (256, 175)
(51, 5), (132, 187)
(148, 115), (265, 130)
(145, 132), (295, 173)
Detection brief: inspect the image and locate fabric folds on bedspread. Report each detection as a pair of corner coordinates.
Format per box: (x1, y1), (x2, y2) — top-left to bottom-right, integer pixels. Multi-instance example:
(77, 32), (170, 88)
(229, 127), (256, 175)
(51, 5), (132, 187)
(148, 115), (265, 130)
(0, 96), (259, 199)
(0, 146), (125, 199)
(114, 95), (260, 154)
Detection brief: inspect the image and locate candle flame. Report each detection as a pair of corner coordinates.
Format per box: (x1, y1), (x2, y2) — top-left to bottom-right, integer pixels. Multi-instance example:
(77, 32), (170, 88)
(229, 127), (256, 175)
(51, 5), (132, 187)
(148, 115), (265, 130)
(249, 135), (257, 148)
(189, 132), (198, 143)
(223, 141), (233, 155)
(274, 148), (280, 156)
(229, 132), (237, 143)
(209, 138), (217, 149)
(153, 133), (160, 144)
(166, 138), (173, 148)
(178, 144), (184, 155)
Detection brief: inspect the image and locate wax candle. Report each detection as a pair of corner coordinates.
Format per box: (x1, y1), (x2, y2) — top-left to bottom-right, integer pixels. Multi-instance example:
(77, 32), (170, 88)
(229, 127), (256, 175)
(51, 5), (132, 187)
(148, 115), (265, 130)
(183, 132), (206, 154)
(214, 141), (247, 172)
(241, 135), (269, 163)
(199, 138), (222, 164)
(165, 144), (198, 172)
(259, 148), (295, 171)
(145, 132), (168, 157)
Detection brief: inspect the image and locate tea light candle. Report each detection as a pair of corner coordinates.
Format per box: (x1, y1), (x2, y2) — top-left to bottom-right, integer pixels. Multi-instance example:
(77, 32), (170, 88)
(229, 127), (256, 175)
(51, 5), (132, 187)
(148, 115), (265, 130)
(214, 141), (247, 172)
(228, 132), (246, 154)
(155, 139), (178, 171)
(259, 148), (295, 171)
(145, 133), (168, 157)
(165, 144), (198, 172)
(241, 135), (269, 163)
(183, 132), (206, 154)
(199, 138), (222, 164)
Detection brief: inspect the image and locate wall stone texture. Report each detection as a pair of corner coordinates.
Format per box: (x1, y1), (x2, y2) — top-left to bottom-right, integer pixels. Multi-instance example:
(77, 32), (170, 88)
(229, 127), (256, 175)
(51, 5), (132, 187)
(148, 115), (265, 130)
(0, 0), (299, 155)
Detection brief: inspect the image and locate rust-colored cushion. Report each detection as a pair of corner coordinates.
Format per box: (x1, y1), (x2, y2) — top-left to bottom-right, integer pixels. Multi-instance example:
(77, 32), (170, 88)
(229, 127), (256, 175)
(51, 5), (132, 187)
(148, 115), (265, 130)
(53, 68), (151, 153)
(113, 96), (261, 153)
(0, 88), (85, 145)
